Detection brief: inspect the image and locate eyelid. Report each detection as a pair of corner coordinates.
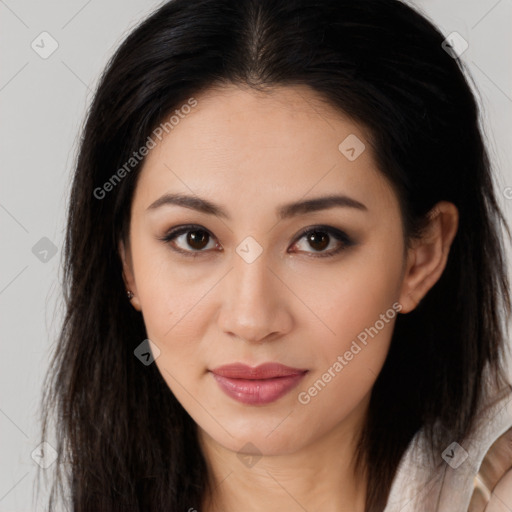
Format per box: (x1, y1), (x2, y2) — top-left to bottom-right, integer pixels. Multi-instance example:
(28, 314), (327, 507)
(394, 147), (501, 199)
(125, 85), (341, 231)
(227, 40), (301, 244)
(159, 223), (354, 258)
(291, 225), (354, 248)
(158, 224), (220, 257)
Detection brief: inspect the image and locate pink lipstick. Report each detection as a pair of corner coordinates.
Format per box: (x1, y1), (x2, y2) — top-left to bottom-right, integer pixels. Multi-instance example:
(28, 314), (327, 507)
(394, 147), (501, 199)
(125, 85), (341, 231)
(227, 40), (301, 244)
(210, 362), (308, 405)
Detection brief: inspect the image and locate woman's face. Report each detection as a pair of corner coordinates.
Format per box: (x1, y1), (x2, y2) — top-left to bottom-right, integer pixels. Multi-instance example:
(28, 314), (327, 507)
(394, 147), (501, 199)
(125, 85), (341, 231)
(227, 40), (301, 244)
(122, 83), (411, 456)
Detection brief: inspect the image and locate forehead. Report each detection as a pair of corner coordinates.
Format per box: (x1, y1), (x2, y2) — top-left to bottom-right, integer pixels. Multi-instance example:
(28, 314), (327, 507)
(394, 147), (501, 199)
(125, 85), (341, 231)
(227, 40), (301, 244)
(134, 83), (398, 219)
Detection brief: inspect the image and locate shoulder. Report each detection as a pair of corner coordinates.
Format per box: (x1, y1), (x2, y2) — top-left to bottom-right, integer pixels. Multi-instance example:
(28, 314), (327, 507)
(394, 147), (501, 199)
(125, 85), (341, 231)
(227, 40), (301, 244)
(487, 466), (512, 511)
(437, 383), (512, 512)
(468, 421), (512, 511)
(384, 385), (512, 512)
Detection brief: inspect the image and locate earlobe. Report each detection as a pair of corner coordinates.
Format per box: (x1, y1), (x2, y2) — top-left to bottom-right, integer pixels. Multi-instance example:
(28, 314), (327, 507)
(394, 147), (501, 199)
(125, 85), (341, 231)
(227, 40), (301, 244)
(398, 201), (459, 314)
(118, 240), (142, 311)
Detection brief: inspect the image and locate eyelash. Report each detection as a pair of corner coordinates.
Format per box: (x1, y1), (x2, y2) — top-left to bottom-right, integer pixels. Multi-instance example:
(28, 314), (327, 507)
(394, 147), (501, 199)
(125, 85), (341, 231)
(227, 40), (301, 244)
(158, 224), (354, 259)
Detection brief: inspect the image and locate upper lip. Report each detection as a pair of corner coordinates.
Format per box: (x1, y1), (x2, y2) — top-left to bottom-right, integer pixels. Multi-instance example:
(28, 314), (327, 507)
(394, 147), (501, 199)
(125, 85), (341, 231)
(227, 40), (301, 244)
(210, 362), (308, 380)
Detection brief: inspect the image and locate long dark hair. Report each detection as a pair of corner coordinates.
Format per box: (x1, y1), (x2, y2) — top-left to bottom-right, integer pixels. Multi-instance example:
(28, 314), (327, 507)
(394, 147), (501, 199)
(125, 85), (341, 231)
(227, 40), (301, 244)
(38, 0), (512, 510)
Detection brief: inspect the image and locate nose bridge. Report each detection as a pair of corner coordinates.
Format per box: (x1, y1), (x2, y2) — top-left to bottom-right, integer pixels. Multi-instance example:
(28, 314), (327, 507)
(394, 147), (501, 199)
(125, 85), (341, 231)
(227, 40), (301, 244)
(232, 247), (272, 304)
(218, 243), (292, 343)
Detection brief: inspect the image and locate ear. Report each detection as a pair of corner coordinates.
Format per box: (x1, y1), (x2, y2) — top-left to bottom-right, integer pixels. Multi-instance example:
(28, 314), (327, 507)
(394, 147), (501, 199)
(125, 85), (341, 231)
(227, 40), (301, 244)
(119, 239), (142, 311)
(398, 201), (459, 314)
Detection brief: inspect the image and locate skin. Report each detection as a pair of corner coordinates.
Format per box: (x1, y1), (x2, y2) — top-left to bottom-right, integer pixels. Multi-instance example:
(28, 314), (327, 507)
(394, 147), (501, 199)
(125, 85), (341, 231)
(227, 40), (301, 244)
(120, 83), (459, 512)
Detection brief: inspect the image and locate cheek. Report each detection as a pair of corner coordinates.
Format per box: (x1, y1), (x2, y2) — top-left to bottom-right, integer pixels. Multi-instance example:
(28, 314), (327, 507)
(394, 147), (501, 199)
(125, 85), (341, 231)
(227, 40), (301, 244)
(342, 227), (404, 313)
(130, 238), (217, 389)
(130, 234), (204, 338)
(297, 239), (403, 399)
(295, 293), (399, 428)
(297, 235), (404, 346)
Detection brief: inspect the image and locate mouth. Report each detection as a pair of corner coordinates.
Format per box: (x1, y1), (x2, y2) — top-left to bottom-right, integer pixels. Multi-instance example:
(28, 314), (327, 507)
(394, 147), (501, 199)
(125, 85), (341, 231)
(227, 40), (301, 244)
(210, 362), (308, 405)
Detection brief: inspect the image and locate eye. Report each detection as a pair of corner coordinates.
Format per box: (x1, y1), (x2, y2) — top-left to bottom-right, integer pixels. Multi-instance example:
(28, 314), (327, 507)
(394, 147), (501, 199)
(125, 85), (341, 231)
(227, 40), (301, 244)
(159, 224), (354, 259)
(159, 225), (220, 257)
(290, 225), (354, 258)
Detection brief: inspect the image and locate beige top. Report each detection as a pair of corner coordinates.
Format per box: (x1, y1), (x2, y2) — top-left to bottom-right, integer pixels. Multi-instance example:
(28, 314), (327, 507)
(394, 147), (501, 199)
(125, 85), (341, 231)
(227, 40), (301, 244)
(383, 386), (512, 512)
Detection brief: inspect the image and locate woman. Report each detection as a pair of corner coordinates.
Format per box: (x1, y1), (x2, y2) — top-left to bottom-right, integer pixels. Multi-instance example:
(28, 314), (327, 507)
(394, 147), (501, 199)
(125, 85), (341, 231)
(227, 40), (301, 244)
(38, 0), (512, 510)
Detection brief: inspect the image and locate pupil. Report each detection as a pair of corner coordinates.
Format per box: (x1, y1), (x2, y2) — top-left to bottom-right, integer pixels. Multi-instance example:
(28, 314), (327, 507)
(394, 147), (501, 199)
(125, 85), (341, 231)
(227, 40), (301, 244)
(188, 230), (209, 250)
(309, 231), (329, 251)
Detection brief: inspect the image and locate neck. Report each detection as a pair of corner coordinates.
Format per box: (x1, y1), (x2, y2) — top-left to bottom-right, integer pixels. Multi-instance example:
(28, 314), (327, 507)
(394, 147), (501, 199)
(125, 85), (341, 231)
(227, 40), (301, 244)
(198, 396), (369, 512)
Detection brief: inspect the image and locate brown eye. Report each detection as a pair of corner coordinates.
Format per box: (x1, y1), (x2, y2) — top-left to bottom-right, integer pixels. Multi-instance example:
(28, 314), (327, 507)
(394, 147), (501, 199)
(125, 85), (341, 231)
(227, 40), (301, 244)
(305, 231), (330, 252)
(161, 225), (218, 256)
(290, 226), (354, 258)
(186, 230), (210, 250)
(160, 224), (353, 259)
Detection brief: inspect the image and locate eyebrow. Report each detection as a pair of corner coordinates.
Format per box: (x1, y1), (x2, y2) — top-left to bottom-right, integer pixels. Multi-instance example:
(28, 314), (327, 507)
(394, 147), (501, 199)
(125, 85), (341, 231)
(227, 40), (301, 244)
(146, 192), (368, 220)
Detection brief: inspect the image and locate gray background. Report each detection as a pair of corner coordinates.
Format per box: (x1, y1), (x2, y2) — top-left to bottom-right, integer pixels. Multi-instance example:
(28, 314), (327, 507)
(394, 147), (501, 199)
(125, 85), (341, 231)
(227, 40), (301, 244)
(1, 1), (511, 510)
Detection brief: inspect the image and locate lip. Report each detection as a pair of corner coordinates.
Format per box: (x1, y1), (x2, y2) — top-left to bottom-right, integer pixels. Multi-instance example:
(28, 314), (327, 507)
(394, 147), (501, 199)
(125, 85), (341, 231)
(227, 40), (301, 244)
(210, 363), (308, 405)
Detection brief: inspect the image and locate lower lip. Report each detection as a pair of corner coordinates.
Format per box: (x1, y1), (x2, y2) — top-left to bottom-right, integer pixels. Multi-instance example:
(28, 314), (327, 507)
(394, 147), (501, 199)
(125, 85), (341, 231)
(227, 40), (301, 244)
(211, 372), (307, 405)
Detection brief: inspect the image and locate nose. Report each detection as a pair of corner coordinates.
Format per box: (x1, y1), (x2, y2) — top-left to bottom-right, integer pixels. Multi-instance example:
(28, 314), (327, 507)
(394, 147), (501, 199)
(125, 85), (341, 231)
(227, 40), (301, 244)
(217, 249), (294, 344)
